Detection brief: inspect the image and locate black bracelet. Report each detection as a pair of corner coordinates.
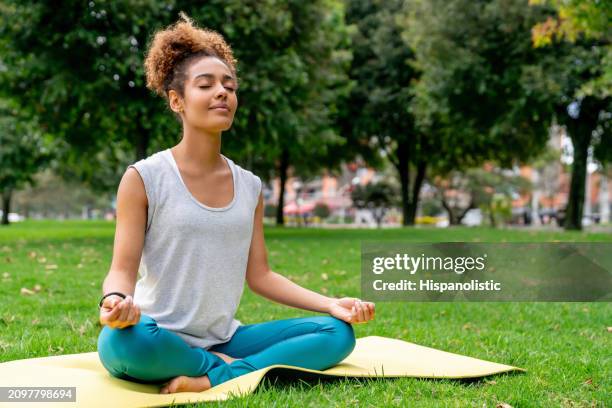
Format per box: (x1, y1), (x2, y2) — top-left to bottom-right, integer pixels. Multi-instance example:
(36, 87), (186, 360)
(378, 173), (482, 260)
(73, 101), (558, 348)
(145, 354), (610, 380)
(99, 292), (127, 308)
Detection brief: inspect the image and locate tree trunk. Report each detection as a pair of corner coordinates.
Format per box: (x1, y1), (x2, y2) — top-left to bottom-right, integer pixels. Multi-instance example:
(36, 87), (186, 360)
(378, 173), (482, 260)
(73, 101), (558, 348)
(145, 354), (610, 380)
(488, 203), (496, 228)
(395, 137), (427, 227)
(441, 195), (474, 225)
(456, 199), (475, 224)
(440, 197), (458, 225)
(565, 130), (590, 230)
(1, 189), (12, 226)
(406, 161), (426, 224)
(396, 140), (413, 226)
(275, 148), (289, 226)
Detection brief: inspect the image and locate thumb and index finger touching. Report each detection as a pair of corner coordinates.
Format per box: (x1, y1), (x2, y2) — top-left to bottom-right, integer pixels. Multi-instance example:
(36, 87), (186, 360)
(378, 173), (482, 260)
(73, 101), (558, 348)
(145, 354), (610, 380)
(101, 295), (136, 321)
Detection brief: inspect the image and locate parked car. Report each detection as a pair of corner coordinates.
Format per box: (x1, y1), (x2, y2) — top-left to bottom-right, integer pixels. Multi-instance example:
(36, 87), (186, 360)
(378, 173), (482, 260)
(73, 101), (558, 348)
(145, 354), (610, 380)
(0, 212), (25, 222)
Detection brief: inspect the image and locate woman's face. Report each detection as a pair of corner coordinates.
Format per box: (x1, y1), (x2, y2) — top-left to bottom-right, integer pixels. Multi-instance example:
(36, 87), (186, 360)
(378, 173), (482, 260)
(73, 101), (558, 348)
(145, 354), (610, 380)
(172, 56), (238, 132)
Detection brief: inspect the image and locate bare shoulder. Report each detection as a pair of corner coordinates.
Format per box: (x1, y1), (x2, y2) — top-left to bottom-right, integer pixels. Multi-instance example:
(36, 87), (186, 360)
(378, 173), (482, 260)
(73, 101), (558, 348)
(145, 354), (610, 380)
(117, 167), (147, 207)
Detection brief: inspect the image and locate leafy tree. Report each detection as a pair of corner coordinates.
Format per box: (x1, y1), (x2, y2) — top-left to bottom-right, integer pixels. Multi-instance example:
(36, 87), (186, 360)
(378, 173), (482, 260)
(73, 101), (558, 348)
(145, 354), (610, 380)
(0, 98), (53, 225)
(432, 167), (531, 226)
(1, 0), (354, 225)
(404, 0), (557, 170)
(529, 0), (611, 98)
(0, 0), (179, 193)
(351, 181), (398, 228)
(404, 0), (610, 230)
(13, 170), (113, 219)
(341, 0), (428, 226)
(213, 0), (353, 226)
(528, 0), (612, 229)
(313, 202), (331, 219)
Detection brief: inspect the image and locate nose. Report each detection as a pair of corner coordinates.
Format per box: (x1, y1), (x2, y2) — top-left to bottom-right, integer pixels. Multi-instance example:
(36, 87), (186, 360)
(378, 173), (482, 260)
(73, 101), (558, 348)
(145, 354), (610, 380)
(214, 83), (228, 99)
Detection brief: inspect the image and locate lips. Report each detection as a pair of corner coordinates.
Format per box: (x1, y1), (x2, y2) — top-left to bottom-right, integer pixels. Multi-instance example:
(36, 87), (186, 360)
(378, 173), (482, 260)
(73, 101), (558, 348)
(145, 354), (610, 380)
(210, 104), (229, 111)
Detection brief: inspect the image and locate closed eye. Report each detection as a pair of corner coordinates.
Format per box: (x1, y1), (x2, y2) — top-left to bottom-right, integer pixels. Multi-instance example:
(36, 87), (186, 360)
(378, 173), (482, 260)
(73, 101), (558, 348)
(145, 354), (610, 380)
(199, 85), (236, 92)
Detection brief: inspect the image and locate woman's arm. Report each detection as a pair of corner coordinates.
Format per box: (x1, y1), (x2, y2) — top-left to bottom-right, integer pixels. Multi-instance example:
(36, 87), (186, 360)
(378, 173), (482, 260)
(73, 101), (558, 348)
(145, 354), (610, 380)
(245, 193), (375, 323)
(99, 168), (145, 328)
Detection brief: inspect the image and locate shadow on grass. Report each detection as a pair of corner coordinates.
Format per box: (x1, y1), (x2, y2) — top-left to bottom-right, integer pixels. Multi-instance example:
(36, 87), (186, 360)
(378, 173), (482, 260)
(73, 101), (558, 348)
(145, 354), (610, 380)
(255, 367), (526, 392)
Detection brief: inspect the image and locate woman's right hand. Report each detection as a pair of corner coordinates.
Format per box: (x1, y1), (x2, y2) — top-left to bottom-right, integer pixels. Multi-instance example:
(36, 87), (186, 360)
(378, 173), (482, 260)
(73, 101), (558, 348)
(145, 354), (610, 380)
(99, 294), (141, 329)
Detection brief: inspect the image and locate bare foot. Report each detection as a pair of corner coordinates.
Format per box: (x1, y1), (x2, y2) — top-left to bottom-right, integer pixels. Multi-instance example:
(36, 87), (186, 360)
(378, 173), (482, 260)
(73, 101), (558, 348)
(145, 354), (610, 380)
(210, 351), (241, 364)
(159, 375), (211, 394)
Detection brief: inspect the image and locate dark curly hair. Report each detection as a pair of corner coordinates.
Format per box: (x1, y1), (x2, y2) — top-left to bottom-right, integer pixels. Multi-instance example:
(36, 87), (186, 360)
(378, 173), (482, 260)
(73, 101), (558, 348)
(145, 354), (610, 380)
(143, 12), (238, 118)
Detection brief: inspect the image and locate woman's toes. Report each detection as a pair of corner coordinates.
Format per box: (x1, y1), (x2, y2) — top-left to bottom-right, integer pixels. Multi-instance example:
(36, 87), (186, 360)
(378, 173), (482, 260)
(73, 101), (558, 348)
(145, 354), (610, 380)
(159, 375), (211, 393)
(159, 376), (184, 394)
(170, 376), (188, 393)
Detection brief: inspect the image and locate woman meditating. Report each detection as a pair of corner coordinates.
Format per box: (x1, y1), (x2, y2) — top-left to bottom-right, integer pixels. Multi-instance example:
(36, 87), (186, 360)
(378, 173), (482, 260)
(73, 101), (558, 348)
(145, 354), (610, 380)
(96, 13), (375, 394)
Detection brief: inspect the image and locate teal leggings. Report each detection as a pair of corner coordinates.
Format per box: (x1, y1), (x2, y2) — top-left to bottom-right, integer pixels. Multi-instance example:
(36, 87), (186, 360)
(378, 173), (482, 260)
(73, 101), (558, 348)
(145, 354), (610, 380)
(97, 314), (356, 388)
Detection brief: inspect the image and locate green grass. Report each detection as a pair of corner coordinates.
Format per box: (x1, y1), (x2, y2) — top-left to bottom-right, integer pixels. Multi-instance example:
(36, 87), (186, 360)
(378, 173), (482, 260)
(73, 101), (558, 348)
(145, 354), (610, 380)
(0, 221), (610, 407)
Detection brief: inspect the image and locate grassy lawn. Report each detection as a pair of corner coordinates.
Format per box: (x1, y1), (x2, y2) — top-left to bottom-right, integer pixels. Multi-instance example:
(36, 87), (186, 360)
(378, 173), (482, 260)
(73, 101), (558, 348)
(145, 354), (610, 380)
(0, 221), (610, 407)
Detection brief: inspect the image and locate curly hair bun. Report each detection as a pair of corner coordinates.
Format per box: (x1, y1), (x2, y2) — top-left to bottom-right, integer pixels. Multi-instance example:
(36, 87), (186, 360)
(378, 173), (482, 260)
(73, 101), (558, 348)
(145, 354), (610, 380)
(144, 11), (238, 98)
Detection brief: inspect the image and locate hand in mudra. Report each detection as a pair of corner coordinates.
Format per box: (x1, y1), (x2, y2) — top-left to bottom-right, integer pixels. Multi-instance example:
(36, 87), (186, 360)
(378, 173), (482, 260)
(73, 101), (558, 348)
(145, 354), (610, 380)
(328, 297), (375, 324)
(99, 295), (141, 329)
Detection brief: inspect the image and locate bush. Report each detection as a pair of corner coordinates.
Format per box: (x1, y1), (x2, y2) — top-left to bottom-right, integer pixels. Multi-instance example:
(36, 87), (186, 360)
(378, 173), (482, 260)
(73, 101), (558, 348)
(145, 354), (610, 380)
(264, 204), (277, 218)
(313, 202), (331, 219)
(420, 198), (443, 217)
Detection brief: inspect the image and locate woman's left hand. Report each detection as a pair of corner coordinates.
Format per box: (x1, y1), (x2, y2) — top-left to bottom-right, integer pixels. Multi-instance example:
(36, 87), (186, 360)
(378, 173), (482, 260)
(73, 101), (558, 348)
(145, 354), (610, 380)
(328, 297), (375, 324)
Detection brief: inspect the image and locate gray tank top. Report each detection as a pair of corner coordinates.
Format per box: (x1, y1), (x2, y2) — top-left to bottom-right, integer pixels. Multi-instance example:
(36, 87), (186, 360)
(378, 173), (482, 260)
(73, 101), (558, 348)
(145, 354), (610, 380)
(128, 148), (261, 349)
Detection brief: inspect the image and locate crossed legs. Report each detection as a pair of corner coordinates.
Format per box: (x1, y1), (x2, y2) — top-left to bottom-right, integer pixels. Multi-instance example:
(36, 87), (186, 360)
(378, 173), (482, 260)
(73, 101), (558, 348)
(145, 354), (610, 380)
(97, 314), (356, 391)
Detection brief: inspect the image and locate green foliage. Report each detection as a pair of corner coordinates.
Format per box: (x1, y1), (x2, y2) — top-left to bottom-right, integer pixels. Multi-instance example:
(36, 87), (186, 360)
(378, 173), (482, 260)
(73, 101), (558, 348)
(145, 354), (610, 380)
(13, 170), (113, 218)
(264, 203), (277, 218)
(419, 197), (444, 217)
(530, 0), (611, 45)
(0, 98), (53, 194)
(313, 202), (331, 219)
(482, 193), (513, 228)
(351, 182), (398, 209)
(0, 0), (180, 191)
(341, 0), (429, 225)
(0, 0), (354, 192)
(404, 0), (557, 171)
(188, 0), (355, 181)
(351, 181), (398, 227)
(434, 167), (531, 226)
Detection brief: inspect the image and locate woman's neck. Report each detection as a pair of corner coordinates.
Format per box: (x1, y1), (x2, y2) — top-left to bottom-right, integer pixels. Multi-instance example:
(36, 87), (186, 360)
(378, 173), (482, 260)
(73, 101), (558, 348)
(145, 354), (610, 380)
(173, 126), (224, 174)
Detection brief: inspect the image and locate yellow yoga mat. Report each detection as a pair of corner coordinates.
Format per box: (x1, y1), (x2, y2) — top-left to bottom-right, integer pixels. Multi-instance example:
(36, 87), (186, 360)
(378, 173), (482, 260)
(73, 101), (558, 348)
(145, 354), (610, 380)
(0, 336), (525, 408)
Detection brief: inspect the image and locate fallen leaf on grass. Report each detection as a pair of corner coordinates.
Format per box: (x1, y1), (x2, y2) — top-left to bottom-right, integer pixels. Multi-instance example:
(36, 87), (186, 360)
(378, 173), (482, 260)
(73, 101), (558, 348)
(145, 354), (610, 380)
(2, 272), (9, 278)
(28, 251), (37, 258)
(37, 257), (47, 264)
(20, 287), (36, 295)
(45, 264), (58, 270)
(20, 285), (42, 295)
(321, 273), (328, 281)
(0, 340), (11, 351)
(582, 378), (595, 387)
(607, 327), (611, 333)
(0, 315), (16, 325)
(496, 403), (513, 408)
(47, 345), (64, 354)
